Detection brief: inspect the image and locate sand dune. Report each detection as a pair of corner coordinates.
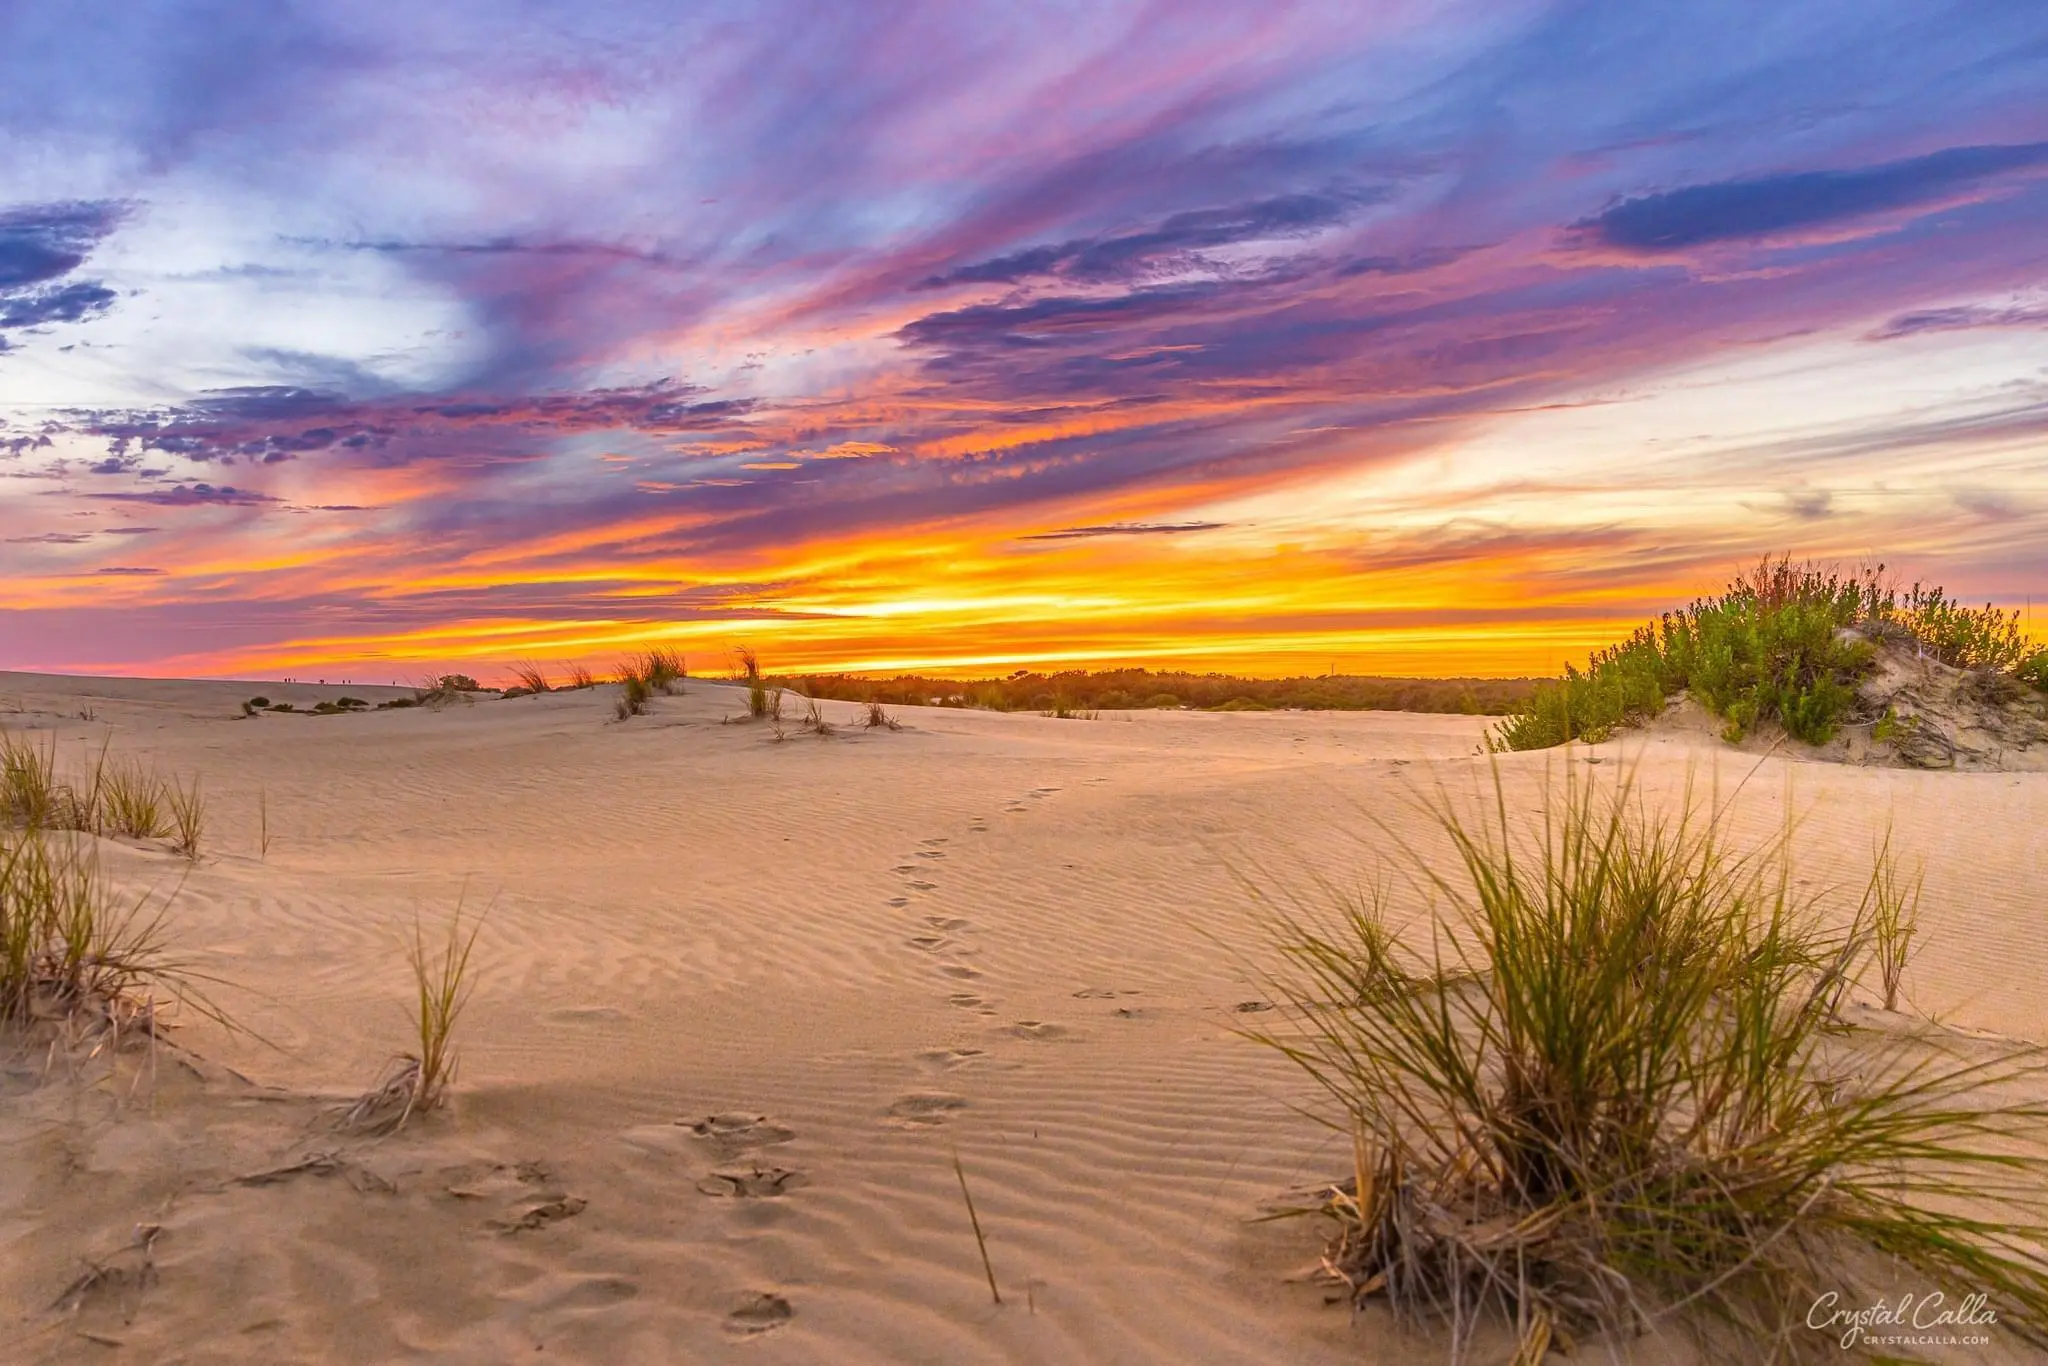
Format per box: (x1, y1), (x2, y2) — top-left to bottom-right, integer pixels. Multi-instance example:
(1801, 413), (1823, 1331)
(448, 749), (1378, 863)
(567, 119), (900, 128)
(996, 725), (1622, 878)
(2, 672), (2043, 1363)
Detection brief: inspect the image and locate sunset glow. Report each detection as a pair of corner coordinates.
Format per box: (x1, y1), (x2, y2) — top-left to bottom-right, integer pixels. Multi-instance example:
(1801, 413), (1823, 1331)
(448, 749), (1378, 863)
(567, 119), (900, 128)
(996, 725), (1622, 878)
(3, 4), (2045, 682)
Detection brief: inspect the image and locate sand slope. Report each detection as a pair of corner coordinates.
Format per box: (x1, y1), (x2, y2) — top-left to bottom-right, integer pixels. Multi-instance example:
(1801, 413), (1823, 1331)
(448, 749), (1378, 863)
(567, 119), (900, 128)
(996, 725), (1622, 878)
(2, 672), (2044, 1363)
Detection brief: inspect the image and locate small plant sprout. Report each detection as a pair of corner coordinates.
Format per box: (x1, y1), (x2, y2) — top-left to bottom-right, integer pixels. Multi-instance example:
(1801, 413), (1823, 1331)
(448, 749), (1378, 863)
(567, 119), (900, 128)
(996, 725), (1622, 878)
(862, 699), (902, 731)
(1865, 834), (1922, 1012)
(798, 693), (836, 738)
(342, 902), (484, 1134)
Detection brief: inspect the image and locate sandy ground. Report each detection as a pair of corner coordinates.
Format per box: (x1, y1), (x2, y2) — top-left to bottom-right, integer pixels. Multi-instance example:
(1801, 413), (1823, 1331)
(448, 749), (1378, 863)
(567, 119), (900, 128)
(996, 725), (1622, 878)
(1, 671), (2044, 1364)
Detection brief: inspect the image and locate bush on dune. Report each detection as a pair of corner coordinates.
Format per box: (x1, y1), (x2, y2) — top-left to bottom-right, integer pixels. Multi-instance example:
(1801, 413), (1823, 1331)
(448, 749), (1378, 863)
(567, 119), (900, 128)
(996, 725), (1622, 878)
(1495, 557), (2045, 751)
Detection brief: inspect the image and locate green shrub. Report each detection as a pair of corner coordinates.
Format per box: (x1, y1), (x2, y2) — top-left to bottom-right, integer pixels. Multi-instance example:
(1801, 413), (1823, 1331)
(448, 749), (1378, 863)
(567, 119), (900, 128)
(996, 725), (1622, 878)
(1497, 557), (2039, 751)
(2022, 651), (2048, 693)
(1895, 584), (2033, 671)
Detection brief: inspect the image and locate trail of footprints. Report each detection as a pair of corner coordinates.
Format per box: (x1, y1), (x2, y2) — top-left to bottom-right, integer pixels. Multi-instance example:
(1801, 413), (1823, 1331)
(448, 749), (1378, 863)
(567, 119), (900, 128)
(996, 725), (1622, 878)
(883, 784), (1062, 1013)
(594, 779), (1114, 1342)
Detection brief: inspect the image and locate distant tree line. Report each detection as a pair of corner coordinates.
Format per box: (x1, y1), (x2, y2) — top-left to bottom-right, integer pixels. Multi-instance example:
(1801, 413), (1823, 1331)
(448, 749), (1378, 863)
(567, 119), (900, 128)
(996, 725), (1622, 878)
(779, 668), (1540, 716)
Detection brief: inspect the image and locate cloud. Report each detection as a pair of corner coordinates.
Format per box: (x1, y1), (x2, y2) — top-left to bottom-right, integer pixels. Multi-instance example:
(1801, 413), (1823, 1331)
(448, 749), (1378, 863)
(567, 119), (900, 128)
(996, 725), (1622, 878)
(86, 482), (279, 506)
(0, 200), (129, 343)
(0, 201), (128, 289)
(1336, 246), (1474, 277)
(1579, 142), (2048, 251)
(1869, 302), (2048, 340)
(1020, 521), (1227, 540)
(921, 190), (1372, 288)
(1784, 489), (1833, 520)
(92, 565), (164, 575)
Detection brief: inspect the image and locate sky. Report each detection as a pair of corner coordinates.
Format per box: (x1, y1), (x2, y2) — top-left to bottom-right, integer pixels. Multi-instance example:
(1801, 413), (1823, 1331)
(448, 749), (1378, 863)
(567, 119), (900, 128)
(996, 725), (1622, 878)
(2, 1), (2046, 683)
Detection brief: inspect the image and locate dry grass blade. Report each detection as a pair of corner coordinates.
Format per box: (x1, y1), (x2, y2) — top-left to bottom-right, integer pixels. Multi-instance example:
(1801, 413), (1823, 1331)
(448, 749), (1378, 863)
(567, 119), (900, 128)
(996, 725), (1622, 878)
(952, 1149), (1002, 1306)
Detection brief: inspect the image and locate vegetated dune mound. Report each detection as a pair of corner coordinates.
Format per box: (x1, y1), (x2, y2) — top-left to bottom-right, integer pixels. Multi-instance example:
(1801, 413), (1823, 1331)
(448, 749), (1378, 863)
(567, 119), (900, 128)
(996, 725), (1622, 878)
(1640, 630), (2048, 772)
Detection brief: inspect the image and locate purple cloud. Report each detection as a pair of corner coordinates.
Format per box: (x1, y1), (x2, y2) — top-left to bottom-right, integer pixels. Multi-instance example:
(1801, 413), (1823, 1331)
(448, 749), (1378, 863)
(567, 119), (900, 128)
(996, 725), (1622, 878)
(1578, 142), (2048, 251)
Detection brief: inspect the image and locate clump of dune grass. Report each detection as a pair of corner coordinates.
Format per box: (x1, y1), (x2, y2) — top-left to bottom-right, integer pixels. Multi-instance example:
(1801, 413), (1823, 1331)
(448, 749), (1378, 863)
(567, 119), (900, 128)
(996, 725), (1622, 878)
(101, 761), (169, 840)
(638, 647), (685, 695)
(736, 647), (770, 719)
(0, 733), (202, 855)
(342, 904), (482, 1135)
(614, 673), (650, 720)
(1041, 693), (1098, 720)
(508, 660), (553, 695)
(2, 730), (73, 829)
(0, 826), (202, 1043)
(563, 662), (595, 690)
(1251, 763), (2048, 1362)
(862, 699), (902, 731)
(165, 777), (204, 860)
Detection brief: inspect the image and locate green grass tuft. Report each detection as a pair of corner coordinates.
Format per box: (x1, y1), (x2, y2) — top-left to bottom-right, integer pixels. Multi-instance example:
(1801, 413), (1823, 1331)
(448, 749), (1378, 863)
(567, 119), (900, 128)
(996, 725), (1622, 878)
(1250, 762), (2048, 1361)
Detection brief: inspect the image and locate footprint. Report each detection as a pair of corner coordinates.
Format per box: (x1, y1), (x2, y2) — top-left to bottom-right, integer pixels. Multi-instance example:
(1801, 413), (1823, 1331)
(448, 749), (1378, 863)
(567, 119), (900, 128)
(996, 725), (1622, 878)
(1232, 1000), (1276, 1014)
(968, 823), (988, 833)
(724, 1292), (793, 1337)
(543, 1005), (626, 1024)
(886, 896), (909, 908)
(924, 916), (969, 932)
(916, 1047), (985, 1071)
(1007, 1020), (1070, 1041)
(948, 993), (984, 1009)
(940, 963), (981, 980)
(1072, 987), (1137, 999)
(682, 1114), (796, 1156)
(919, 838), (949, 847)
(892, 864), (919, 874)
(1003, 803), (1027, 813)
(549, 1276), (640, 1310)
(916, 850), (947, 860)
(907, 935), (951, 952)
(491, 1195), (587, 1234)
(907, 879), (938, 891)
(696, 1166), (809, 1198)
(886, 1093), (966, 1126)
(1030, 787), (1061, 797)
